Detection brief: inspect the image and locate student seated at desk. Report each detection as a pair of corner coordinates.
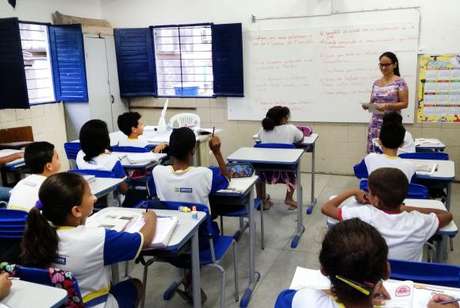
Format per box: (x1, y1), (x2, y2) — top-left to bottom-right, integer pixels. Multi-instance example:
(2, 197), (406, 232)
(279, 219), (459, 308)
(0, 151), (24, 202)
(321, 168), (452, 261)
(117, 111), (149, 148)
(382, 112), (415, 155)
(20, 172), (157, 308)
(8, 142), (61, 212)
(0, 272), (11, 300)
(255, 106), (304, 210)
(364, 121), (416, 181)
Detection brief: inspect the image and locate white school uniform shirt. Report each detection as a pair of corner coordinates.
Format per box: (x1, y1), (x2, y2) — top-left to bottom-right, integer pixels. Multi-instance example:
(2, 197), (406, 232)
(398, 131), (416, 155)
(54, 225), (143, 308)
(364, 153), (416, 181)
(339, 205), (439, 261)
(292, 288), (341, 308)
(76, 150), (120, 171)
(256, 124), (304, 144)
(7, 174), (46, 212)
(116, 135), (149, 148)
(152, 165), (228, 208)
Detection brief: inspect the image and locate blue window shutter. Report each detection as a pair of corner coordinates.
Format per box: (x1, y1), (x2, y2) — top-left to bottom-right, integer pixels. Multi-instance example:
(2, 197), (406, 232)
(212, 23), (244, 97)
(0, 18), (29, 109)
(114, 28), (157, 97)
(49, 24), (88, 102)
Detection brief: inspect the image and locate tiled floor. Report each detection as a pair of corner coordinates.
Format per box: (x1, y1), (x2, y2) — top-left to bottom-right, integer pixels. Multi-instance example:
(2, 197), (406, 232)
(126, 174), (460, 307)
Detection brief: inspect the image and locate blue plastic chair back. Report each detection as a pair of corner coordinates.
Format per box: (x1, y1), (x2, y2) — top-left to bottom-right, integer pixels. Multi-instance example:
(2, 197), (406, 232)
(64, 142), (81, 160)
(275, 289), (296, 308)
(360, 179), (428, 199)
(254, 143), (296, 149)
(0, 209), (27, 240)
(399, 152), (449, 160)
(72, 161), (126, 178)
(111, 146), (151, 153)
(389, 259), (460, 288)
(353, 159), (369, 179)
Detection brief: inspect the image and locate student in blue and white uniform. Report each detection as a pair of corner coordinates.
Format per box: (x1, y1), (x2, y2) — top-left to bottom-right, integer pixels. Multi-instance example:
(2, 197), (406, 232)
(116, 112), (149, 148)
(20, 172), (157, 308)
(373, 112), (415, 155)
(8, 141), (61, 212)
(364, 121), (416, 181)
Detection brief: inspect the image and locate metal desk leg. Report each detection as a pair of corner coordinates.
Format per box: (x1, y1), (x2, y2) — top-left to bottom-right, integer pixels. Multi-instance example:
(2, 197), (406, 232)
(446, 182), (452, 211)
(291, 160), (305, 248)
(306, 144), (317, 215)
(240, 188), (260, 308)
(191, 230), (202, 308)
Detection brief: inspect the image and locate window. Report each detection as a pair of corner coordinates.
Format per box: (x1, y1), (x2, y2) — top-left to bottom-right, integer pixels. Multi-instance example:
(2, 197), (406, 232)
(153, 24), (213, 97)
(19, 23), (55, 104)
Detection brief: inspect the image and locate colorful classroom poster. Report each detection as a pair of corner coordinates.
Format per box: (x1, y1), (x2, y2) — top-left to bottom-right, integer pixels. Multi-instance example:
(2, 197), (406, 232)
(417, 54), (460, 122)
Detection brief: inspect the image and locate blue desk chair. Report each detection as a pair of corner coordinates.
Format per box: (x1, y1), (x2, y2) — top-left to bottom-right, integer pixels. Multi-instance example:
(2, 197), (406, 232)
(135, 200), (239, 308)
(0, 263), (83, 307)
(64, 142), (81, 160)
(71, 160), (126, 179)
(399, 152), (449, 160)
(389, 259), (460, 288)
(275, 289), (297, 308)
(353, 159), (368, 179)
(359, 179), (429, 199)
(111, 145), (151, 153)
(0, 209), (27, 263)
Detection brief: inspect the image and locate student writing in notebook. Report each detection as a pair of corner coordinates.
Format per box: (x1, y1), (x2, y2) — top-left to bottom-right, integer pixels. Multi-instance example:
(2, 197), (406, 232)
(363, 121), (416, 181)
(321, 168), (453, 261)
(20, 172), (156, 308)
(8, 142), (61, 212)
(255, 106), (304, 210)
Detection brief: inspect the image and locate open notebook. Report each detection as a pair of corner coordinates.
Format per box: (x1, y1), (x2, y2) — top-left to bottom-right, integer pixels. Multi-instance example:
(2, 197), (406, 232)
(415, 162), (438, 174)
(289, 267), (460, 307)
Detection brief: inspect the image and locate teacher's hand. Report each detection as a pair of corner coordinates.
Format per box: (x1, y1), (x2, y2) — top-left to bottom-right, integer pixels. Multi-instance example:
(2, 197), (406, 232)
(376, 104), (387, 112)
(361, 104), (369, 110)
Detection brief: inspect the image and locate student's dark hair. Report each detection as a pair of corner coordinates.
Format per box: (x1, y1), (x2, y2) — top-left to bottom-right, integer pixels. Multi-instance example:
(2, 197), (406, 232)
(382, 111), (403, 126)
(21, 172), (86, 267)
(368, 167), (408, 209)
(79, 119), (111, 162)
(168, 127), (196, 161)
(379, 51), (400, 76)
(117, 112), (142, 136)
(379, 122), (405, 149)
(261, 106), (290, 131)
(24, 141), (55, 174)
(320, 218), (388, 304)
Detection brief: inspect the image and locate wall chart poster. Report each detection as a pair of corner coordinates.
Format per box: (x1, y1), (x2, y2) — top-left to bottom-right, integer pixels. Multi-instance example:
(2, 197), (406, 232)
(417, 54), (460, 122)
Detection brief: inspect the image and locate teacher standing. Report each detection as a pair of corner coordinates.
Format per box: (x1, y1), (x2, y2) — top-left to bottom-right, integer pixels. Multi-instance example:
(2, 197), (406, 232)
(364, 51), (409, 153)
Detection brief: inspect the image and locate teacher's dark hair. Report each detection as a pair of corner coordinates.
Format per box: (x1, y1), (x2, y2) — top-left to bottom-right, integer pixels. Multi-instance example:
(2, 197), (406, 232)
(262, 106), (290, 131)
(380, 51), (400, 76)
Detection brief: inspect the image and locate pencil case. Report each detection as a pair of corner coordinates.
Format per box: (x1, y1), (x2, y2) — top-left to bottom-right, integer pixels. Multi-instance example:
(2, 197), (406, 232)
(297, 126), (313, 137)
(226, 162), (254, 178)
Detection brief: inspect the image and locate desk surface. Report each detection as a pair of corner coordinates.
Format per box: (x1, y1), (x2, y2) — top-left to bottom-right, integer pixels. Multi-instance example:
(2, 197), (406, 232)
(2, 280), (67, 308)
(415, 138), (446, 149)
(228, 147), (304, 164)
(252, 133), (319, 146)
(406, 159), (455, 180)
(0, 149), (24, 167)
(89, 177), (125, 198)
(88, 207), (206, 251)
(215, 176), (258, 197)
(112, 152), (166, 168)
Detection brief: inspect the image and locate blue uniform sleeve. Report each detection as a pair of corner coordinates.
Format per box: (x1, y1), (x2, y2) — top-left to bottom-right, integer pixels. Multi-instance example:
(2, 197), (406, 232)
(275, 289), (296, 308)
(209, 166), (229, 194)
(112, 161), (127, 178)
(103, 229), (143, 265)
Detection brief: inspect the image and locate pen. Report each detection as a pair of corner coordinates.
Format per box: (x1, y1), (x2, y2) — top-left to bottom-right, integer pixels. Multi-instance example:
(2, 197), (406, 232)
(439, 298), (460, 305)
(212, 126), (215, 137)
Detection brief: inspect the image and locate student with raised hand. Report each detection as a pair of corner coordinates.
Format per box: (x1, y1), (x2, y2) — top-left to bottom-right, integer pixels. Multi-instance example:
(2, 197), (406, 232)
(321, 168), (453, 261)
(364, 121), (416, 181)
(8, 141), (61, 212)
(255, 106), (304, 210)
(20, 172), (156, 308)
(279, 218), (391, 307)
(0, 151), (24, 202)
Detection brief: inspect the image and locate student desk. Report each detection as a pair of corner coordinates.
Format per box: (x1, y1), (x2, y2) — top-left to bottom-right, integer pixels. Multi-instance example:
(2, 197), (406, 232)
(407, 158), (456, 210)
(1, 279), (67, 308)
(227, 147), (306, 248)
(214, 176), (259, 307)
(0, 149), (25, 187)
(89, 177), (125, 199)
(415, 138), (446, 152)
(88, 207), (206, 308)
(326, 197), (457, 263)
(252, 133), (319, 214)
(112, 152), (166, 170)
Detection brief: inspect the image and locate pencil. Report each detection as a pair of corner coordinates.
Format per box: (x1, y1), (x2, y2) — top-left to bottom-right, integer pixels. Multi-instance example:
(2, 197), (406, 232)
(212, 126), (215, 137)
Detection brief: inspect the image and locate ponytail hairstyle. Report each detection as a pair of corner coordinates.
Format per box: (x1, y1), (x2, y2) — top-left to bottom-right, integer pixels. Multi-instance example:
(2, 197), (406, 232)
(319, 218), (389, 304)
(21, 172), (86, 267)
(79, 119), (111, 162)
(379, 51), (400, 76)
(261, 106), (291, 131)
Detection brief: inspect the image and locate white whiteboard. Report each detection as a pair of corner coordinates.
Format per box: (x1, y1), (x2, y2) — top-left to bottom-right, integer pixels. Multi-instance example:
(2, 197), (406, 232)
(228, 13), (419, 123)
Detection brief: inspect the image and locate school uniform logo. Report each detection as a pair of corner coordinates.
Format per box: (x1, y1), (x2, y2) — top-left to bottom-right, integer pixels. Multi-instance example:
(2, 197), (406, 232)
(55, 255), (67, 265)
(175, 187), (193, 193)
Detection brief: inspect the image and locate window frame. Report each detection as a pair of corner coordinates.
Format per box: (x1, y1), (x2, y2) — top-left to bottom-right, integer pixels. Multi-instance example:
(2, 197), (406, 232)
(18, 20), (57, 106)
(152, 22), (215, 99)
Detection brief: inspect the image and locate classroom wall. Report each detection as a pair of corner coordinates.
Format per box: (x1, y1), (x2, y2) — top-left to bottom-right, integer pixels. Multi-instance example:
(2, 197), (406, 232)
(0, 0), (103, 171)
(100, 0), (460, 178)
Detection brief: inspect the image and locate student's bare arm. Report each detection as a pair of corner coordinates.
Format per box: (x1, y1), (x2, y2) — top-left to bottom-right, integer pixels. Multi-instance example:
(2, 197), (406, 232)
(0, 152), (23, 165)
(140, 211), (157, 248)
(402, 205), (453, 229)
(321, 189), (367, 220)
(209, 136), (230, 178)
